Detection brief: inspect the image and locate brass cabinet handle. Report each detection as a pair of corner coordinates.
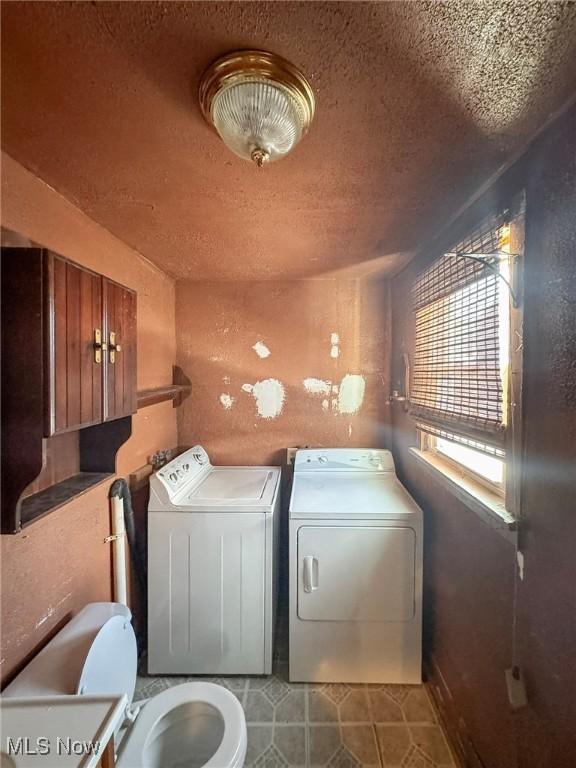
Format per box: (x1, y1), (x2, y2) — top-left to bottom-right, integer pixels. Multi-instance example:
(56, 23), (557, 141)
(93, 328), (108, 363)
(109, 331), (121, 364)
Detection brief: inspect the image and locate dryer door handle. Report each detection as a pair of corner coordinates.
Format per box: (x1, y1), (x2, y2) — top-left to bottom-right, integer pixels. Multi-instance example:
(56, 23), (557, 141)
(303, 556), (319, 593)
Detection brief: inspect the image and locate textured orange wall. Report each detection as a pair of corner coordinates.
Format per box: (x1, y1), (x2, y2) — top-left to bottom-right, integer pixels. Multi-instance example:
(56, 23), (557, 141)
(176, 279), (391, 466)
(0, 153), (177, 685)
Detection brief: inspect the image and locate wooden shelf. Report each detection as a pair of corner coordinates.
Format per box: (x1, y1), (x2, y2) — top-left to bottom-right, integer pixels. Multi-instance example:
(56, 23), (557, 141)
(20, 472), (113, 528)
(137, 384), (191, 409)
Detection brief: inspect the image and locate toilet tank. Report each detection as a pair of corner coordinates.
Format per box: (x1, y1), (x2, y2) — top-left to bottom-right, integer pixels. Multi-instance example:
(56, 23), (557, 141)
(3, 602), (135, 699)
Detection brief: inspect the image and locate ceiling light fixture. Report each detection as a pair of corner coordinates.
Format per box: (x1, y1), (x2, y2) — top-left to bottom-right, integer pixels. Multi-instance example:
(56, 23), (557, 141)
(199, 50), (315, 167)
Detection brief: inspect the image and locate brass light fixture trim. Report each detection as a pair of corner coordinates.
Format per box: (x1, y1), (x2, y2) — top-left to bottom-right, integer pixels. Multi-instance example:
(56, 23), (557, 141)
(199, 50), (315, 166)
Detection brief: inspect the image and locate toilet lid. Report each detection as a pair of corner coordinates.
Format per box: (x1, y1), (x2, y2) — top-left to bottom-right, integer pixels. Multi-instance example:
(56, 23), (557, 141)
(76, 615), (137, 703)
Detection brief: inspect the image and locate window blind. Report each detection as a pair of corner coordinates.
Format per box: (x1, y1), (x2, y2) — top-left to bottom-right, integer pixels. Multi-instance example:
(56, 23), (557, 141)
(410, 215), (507, 447)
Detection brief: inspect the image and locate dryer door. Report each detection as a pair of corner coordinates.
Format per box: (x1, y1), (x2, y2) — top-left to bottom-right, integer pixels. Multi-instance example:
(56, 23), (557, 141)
(297, 526), (415, 622)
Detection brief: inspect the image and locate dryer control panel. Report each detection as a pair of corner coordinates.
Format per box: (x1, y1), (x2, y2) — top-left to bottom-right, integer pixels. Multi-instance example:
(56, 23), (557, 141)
(293, 448), (395, 472)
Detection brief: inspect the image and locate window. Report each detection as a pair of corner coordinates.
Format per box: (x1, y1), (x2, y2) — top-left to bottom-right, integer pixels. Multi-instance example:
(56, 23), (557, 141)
(410, 203), (523, 511)
(417, 423), (505, 494)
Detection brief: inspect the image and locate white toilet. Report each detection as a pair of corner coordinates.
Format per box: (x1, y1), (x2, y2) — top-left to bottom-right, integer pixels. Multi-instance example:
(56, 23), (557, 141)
(3, 602), (247, 768)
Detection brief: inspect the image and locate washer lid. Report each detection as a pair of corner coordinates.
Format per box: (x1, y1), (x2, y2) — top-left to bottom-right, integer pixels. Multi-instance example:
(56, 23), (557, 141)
(289, 472), (421, 518)
(176, 466), (281, 512)
(189, 468), (272, 500)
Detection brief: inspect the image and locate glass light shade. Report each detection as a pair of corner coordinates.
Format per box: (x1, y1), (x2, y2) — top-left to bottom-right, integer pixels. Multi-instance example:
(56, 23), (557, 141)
(199, 51), (314, 167)
(212, 80), (305, 165)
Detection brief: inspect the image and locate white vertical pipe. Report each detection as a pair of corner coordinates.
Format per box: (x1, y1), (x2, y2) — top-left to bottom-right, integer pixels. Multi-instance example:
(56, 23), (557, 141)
(111, 494), (128, 605)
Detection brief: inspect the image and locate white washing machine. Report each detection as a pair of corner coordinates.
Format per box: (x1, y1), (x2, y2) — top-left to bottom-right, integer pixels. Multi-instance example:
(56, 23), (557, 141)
(148, 445), (281, 676)
(289, 448), (422, 683)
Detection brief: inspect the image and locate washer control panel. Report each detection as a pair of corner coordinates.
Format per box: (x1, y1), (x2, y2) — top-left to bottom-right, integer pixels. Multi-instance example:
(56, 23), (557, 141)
(156, 445), (211, 497)
(294, 448), (395, 472)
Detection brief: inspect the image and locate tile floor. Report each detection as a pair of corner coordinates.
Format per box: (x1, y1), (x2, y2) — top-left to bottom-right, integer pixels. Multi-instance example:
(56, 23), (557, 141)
(135, 614), (455, 767)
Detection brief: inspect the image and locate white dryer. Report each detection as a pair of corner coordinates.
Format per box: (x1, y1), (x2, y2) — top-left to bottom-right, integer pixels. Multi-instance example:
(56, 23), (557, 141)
(148, 445), (281, 676)
(289, 448), (422, 683)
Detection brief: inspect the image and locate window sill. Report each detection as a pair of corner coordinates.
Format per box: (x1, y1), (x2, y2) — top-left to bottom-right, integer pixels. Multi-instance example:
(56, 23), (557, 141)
(408, 447), (517, 544)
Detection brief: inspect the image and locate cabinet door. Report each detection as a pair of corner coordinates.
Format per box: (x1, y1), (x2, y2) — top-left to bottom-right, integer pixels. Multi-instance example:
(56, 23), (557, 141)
(103, 278), (137, 421)
(45, 253), (103, 435)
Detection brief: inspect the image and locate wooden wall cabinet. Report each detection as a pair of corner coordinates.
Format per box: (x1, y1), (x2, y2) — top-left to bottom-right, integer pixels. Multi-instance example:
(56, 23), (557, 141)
(1, 247), (136, 533)
(45, 253), (137, 434)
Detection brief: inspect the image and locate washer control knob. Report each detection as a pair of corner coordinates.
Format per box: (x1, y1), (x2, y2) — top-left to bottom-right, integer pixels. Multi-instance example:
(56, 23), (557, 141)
(182, 463), (190, 471)
(169, 472), (177, 482)
(318, 456), (328, 463)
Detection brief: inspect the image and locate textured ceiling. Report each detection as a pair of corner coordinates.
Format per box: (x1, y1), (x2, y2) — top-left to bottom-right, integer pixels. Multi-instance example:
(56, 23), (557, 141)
(2, 1), (576, 281)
